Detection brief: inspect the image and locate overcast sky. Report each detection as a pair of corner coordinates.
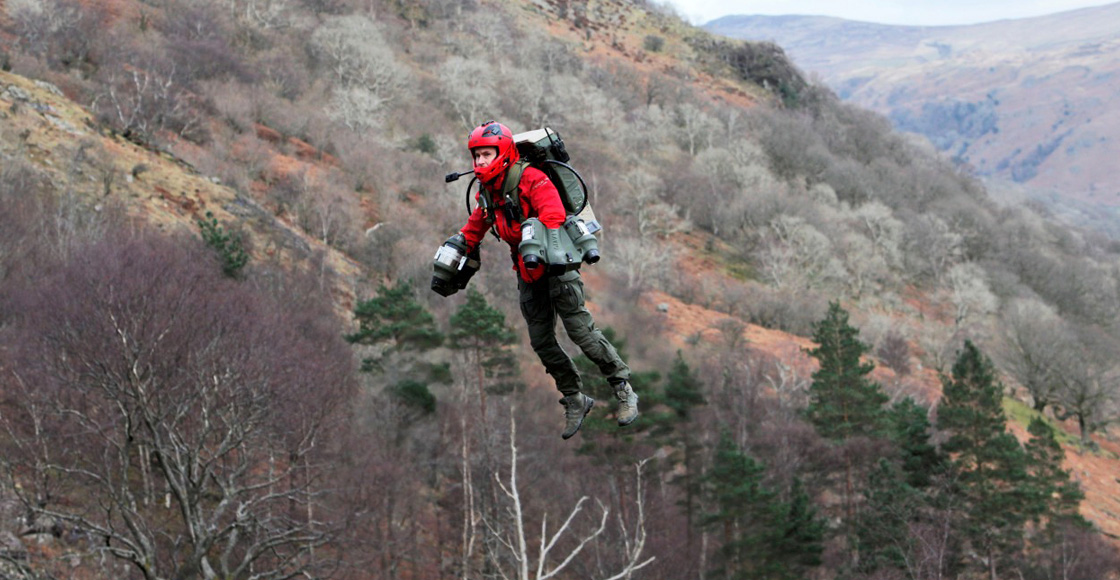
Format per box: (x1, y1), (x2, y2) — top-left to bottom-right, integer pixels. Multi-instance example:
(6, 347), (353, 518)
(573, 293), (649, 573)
(664, 0), (1120, 26)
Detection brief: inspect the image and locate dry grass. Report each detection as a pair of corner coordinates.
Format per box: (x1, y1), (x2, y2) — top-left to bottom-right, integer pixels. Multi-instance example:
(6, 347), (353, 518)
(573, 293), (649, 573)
(0, 69), (363, 312)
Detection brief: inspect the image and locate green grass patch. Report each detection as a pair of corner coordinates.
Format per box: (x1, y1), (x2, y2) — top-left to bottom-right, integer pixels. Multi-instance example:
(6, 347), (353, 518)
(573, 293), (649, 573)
(698, 238), (759, 282)
(725, 259), (756, 282)
(1002, 398), (1079, 447)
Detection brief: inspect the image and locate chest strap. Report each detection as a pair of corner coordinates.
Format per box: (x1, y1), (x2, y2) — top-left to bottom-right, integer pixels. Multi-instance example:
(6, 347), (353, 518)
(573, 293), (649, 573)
(484, 160), (527, 240)
(500, 160), (527, 223)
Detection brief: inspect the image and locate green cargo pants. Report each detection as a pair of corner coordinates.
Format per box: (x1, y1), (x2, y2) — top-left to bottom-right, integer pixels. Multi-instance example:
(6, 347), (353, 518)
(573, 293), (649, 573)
(519, 270), (631, 397)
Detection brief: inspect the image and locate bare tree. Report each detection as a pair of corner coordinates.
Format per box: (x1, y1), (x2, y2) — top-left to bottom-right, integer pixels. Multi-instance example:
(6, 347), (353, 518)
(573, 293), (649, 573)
(1054, 325), (1120, 445)
(295, 171), (360, 250)
(905, 214), (963, 284)
(221, 0), (292, 30)
(93, 54), (206, 144)
(0, 231), (354, 580)
(901, 505), (957, 580)
(674, 103), (717, 156)
(309, 15), (409, 110)
(438, 56), (497, 128)
(0, 161), (52, 286)
(851, 201), (904, 270)
(996, 298), (1067, 413)
(608, 235), (675, 291)
(7, 0), (103, 69)
(492, 409), (655, 580)
(759, 214), (844, 291)
(945, 262), (998, 328)
(506, 66), (554, 129)
(837, 231), (888, 299)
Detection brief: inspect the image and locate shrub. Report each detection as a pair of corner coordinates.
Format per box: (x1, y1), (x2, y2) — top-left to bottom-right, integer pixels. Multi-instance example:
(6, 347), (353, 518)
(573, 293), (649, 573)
(197, 211), (249, 277)
(876, 329), (911, 376)
(390, 379), (437, 414)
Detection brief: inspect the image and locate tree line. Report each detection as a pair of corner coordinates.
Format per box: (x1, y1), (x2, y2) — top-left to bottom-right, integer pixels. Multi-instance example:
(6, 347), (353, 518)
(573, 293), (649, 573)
(3, 210), (1114, 578)
(4, 0), (1120, 578)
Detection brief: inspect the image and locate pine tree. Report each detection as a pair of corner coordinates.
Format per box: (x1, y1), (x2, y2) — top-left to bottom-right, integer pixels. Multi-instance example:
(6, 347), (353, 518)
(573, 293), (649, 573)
(663, 350), (707, 556)
(854, 458), (925, 574)
(772, 477), (825, 575)
(197, 211), (249, 277)
(1022, 417), (1094, 580)
(937, 340), (1036, 580)
(853, 401), (946, 576)
(449, 288), (519, 400)
(1024, 417), (1085, 526)
(804, 302), (890, 551)
(448, 288), (519, 559)
(805, 302), (889, 441)
(347, 281), (443, 351)
(703, 433), (781, 579)
(702, 434), (825, 580)
(347, 281), (444, 408)
(665, 350), (706, 419)
(889, 397), (944, 489)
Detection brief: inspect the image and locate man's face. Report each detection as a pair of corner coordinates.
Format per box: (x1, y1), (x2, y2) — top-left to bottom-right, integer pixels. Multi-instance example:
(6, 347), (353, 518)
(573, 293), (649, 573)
(472, 146), (499, 168)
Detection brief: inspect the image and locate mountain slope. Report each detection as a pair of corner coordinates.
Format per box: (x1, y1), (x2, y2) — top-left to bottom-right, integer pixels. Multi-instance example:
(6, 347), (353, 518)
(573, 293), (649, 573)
(4, 0), (1120, 574)
(0, 69), (363, 309)
(707, 4), (1120, 209)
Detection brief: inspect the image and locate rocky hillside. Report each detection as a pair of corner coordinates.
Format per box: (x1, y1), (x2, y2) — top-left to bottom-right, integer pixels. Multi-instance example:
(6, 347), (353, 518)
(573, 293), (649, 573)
(707, 3), (1120, 215)
(4, 0), (1120, 576)
(0, 69), (364, 310)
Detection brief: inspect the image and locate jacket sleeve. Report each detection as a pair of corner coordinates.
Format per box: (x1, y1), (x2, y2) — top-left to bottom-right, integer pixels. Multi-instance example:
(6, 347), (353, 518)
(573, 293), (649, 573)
(521, 169), (566, 228)
(459, 203), (489, 251)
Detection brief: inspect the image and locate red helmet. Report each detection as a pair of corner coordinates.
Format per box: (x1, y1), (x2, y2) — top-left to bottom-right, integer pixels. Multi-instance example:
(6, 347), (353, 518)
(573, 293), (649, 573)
(468, 121), (520, 186)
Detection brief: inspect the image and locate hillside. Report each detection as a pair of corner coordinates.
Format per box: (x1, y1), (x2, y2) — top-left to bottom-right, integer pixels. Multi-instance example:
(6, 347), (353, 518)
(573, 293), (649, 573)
(707, 3), (1120, 217)
(3, 0), (1120, 578)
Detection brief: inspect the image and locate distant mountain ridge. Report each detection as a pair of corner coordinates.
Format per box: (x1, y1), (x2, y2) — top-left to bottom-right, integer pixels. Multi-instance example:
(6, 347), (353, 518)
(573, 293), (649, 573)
(706, 3), (1120, 210)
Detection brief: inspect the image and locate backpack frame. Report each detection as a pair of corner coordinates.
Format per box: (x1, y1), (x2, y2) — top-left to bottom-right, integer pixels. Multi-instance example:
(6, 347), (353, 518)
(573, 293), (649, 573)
(463, 128), (599, 237)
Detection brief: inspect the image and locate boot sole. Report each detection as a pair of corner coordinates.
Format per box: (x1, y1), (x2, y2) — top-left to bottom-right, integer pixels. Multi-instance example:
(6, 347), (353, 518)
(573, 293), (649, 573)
(561, 396), (595, 440)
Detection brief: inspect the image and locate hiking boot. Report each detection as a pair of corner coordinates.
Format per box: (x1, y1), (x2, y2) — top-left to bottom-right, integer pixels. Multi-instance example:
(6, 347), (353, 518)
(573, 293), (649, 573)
(559, 393), (595, 440)
(614, 381), (639, 426)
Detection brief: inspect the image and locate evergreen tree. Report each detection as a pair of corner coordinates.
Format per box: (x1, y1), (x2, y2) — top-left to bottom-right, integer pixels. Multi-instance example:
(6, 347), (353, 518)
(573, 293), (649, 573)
(573, 327), (663, 451)
(449, 288), (519, 399)
(197, 211), (249, 277)
(703, 433), (782, 579)
(347, 281), (443, 352)
(663, 350), (708, 556)
(702, 434), (824, 580)
(772, 477), (825, 573)
(448, 288), (519, 569)
(390, 379), (438, 415)
(665, 350), (706, 419)
(854, 401), (946, 576)
(1023, 417), (1085, 526)
(854, 458), (925, 575)
(889, 397), (944, 489)
(937, 340), (1037, 580)
(1022, 418), (1097, 580)
(347, 281), (444, 407)
(804, 302), (890, 555)
(805, 302), (889, 441)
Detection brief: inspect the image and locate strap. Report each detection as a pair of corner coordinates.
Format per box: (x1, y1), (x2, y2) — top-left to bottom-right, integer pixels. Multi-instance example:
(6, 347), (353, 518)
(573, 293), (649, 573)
(482, 160), (527, 240)
(500, 160), (528, 223)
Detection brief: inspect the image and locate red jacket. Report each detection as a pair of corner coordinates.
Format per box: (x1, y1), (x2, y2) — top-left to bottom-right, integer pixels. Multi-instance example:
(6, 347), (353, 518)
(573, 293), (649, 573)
(460, 166), (566, 283)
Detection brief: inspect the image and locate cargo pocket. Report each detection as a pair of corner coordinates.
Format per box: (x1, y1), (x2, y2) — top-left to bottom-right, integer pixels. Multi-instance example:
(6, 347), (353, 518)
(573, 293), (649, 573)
(520, 284), (549, 324)
(551, 279), (582, 315)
